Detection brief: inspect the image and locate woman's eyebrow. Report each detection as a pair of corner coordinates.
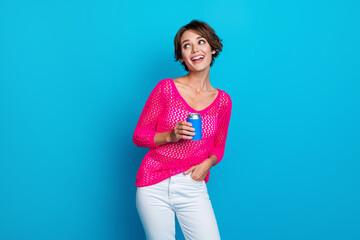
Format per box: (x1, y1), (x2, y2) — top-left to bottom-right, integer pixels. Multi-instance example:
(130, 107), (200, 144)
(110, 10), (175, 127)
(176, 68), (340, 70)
(181, 36), (204, 45)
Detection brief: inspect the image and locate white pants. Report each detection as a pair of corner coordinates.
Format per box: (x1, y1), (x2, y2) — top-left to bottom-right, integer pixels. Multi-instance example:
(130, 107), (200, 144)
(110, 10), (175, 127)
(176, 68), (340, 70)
(135, 172), (221, 240)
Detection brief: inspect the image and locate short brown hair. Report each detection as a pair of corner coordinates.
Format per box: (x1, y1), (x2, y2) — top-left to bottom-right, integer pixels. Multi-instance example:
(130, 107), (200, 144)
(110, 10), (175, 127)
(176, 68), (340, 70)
(174, 20), (223, 72)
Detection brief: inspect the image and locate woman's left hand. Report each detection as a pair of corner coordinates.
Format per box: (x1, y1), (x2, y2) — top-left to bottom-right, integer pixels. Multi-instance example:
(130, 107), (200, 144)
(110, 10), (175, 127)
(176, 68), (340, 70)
(183, 158), (215, 182)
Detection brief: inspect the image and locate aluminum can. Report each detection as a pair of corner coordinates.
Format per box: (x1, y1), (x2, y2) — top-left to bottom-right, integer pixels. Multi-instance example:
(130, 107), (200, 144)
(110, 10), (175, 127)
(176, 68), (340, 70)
(186, 113), (202, 141)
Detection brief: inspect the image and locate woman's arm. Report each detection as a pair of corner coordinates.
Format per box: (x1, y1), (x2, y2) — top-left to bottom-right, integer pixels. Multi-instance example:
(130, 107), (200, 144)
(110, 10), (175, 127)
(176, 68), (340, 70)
(133, 81), (165, 148)
(153, 131), (172, 146)
(208, 94), (232, 166)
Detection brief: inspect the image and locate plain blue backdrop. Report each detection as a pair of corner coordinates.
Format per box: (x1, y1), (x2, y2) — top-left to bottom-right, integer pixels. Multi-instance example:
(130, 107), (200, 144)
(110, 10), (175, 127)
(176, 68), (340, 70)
(1, 0), (359, 239)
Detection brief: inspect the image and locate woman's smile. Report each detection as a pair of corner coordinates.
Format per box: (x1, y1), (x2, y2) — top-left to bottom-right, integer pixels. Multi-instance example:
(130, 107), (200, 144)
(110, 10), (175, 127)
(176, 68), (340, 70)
(192, 55), (205, 64)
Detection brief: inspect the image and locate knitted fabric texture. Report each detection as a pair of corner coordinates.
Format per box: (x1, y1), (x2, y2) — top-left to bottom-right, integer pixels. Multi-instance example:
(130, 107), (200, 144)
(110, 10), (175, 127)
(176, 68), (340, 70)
(133, 78), (232, 187)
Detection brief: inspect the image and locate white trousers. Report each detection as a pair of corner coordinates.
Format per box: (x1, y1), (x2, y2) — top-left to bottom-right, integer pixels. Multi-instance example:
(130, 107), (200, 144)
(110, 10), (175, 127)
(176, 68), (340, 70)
(135, 172), (221, 240)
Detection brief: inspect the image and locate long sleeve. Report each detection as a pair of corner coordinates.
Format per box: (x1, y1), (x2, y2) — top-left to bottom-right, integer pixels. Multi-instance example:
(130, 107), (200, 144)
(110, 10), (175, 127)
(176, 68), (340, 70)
(208, 94), (232, 166)
(133, 80), (165, 148)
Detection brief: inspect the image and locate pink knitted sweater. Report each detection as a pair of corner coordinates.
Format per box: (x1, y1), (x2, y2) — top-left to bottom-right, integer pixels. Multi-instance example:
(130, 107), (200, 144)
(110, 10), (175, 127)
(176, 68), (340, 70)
(133, 78), (232, 187)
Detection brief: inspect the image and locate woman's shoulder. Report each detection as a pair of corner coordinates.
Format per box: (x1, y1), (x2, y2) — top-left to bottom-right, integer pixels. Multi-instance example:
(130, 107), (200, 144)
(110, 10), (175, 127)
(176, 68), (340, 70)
(150, 78), (171, 91)
(156, 78), (173, 87)
(218, 88), (232, 106)
(155, 78), (169, 86)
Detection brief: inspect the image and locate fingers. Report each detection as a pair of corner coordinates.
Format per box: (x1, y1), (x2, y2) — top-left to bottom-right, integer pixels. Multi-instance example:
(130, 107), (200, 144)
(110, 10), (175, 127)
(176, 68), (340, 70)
(176, 121), (195, 138)
(180, 129), (195, 136)
(178, 121), (195, 133)
(171, 121), (196, 142)
(184, 166), (195, 175)
(185, 166), (206, 181)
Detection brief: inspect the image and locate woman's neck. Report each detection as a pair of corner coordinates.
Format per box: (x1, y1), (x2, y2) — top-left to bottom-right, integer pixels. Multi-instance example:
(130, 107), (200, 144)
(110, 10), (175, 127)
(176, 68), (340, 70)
(183, 71), (214, 93)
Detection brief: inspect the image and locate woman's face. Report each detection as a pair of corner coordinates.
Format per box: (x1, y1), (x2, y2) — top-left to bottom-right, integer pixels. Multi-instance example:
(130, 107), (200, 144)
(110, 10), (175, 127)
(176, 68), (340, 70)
(180, 29), (216, 72)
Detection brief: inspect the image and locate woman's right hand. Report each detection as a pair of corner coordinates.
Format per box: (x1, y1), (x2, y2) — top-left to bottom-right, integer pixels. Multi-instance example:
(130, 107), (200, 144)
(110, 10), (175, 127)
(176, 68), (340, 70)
(169, 121), (196, 143)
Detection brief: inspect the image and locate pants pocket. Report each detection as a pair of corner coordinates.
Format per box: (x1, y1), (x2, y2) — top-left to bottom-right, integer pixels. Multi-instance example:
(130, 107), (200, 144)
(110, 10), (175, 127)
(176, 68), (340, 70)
(186, 172), (204, 184)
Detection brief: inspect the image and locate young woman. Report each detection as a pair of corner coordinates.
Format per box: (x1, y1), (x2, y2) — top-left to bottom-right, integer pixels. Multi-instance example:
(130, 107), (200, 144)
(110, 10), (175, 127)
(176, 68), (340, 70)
(133, 19), (232, 240)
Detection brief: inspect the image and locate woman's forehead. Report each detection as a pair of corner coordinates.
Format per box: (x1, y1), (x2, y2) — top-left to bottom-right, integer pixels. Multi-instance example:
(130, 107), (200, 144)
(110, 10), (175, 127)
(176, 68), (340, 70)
(181, 30), (204, 42)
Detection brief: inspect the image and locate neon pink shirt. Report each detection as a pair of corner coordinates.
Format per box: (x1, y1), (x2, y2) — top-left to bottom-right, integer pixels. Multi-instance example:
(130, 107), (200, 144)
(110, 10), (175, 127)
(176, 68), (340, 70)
(133, 78), (232, 187)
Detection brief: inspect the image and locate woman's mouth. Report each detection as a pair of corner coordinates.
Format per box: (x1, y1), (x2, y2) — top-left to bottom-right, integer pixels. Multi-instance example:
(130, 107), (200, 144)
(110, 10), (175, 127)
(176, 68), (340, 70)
(191, 55), (205, 64)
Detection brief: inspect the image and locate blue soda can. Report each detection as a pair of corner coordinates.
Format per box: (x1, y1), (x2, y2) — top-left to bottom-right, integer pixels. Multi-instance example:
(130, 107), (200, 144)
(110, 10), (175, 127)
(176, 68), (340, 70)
(186, 113), (202, 141)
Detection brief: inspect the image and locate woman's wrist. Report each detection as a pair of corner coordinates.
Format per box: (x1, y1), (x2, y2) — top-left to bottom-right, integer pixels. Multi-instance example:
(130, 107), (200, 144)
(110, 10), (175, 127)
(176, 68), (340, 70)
(154, 131), (172, 146)
(205, 155), (217, 168)
(166, 131), (173, 143)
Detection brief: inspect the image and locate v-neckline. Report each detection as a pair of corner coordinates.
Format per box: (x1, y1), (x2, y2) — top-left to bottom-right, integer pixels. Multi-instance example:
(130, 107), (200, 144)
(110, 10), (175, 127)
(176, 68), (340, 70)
(169, 78), (221, 114)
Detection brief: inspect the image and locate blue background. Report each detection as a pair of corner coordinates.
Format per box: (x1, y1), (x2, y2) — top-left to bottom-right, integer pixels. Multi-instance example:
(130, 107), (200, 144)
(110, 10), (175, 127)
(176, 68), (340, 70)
(1, 0), (359, 239)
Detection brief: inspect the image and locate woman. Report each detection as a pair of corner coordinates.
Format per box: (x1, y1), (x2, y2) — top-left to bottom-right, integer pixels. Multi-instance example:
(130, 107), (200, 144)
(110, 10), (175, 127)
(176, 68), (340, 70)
(133, 19), (232, 240)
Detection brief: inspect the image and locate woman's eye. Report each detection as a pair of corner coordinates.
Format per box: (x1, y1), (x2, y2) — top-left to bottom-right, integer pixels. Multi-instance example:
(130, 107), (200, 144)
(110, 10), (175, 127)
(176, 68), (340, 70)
(183, 40), (205, 49)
